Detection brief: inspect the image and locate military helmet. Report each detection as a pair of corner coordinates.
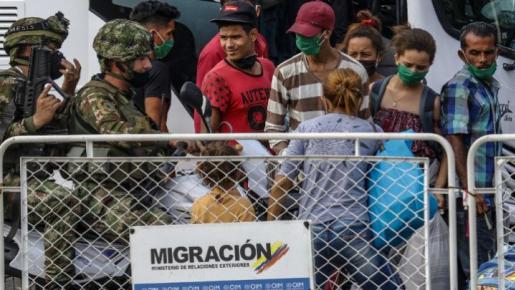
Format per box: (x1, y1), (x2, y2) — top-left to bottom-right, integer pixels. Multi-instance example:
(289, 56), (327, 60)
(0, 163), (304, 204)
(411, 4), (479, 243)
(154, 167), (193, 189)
(4, 12), (69, 65)
(93, 19), (153, 64)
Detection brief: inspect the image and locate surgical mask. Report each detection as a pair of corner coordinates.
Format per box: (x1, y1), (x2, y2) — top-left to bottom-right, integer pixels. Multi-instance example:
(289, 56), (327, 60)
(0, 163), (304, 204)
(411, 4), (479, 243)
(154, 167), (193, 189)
(296, 33), (323, 56)
(49, 51), (65, 80)
(397, 63), (427, 86)
(467, 61), (497, 80)
(460, 50), (497, 80)
(153, 31), (174, 59)
(359, 59), (378, 76)
(232, 54), (257, 70)
(128, 71), (150, 88)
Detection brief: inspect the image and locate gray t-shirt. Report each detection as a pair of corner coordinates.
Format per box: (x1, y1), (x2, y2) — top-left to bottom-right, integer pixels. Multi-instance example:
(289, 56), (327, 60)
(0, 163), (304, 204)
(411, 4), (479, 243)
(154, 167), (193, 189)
(280, 113), (382, 225)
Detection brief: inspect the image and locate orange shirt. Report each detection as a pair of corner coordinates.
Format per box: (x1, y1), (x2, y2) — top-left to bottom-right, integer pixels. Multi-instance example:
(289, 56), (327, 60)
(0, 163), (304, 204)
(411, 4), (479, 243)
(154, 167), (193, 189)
(191, 187), (256, 224)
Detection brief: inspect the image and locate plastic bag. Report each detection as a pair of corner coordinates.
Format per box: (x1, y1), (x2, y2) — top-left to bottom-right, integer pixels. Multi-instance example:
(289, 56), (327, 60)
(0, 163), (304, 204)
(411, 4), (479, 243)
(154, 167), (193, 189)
(367, 131), (438, 248)
(397, 214), (450, 290)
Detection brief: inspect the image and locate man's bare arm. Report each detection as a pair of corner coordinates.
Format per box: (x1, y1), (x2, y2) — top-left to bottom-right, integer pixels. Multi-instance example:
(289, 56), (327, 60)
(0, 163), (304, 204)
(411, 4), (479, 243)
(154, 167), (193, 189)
(272, 142), (288, 155)
(144, 97), (168, 132)
(267, 175), (294, 220)
(210, 107), (222, 132)
(447, 134), (488, 214)
(447, 134), (468, 189)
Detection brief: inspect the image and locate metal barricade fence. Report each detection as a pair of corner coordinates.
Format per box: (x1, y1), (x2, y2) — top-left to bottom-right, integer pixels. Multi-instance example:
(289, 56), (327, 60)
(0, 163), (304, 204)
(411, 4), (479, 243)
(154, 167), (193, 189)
(467, 134), (515, 290)
(0, 133), (458, 290)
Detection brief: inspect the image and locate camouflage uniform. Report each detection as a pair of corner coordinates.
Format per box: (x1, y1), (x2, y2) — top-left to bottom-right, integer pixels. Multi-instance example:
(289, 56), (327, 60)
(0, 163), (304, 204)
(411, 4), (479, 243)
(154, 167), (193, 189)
(0, 15), (79, 287)
(49, 19), (172, 285)
(0, 67), (36, 139)
(0, 15), (69, 151)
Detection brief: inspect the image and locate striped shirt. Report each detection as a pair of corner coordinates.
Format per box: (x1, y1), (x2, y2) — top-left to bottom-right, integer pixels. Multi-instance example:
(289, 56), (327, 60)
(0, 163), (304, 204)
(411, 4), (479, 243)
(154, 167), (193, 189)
(264, 52), (368, 148)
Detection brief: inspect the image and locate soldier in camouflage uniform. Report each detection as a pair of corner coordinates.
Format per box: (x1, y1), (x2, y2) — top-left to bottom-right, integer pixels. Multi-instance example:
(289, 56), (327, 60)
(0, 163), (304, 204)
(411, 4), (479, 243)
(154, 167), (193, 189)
(0, 13), (82, 289)
(60, 19), (172, 288)
(1, 13), (80, 140)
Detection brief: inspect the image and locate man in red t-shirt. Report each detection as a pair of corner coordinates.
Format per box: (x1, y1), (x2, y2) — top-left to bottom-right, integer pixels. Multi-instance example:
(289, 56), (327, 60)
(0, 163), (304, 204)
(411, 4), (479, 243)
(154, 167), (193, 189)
(201, 0), (275, 133)
(195, 0), (268, 132)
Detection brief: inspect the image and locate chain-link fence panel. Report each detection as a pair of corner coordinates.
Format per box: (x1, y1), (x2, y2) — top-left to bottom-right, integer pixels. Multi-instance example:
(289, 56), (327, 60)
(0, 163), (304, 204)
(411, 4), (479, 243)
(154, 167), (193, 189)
(467, 135), (510, 290)
(13, 152), (448, 290)
(472, 156), (515, 290)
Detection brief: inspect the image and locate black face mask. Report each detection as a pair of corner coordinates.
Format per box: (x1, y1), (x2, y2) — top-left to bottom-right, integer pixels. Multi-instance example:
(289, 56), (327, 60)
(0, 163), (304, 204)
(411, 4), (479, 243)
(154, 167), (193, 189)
(49, 51), (65, 80)
(232, 55), (257, 70)
(359, 59), (378, 77)
(128, 71), (150, 88)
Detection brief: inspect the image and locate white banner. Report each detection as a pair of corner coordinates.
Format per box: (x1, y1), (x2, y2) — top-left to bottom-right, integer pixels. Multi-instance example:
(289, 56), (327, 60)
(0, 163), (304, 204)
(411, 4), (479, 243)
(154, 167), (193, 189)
(130, 221), (314, 290)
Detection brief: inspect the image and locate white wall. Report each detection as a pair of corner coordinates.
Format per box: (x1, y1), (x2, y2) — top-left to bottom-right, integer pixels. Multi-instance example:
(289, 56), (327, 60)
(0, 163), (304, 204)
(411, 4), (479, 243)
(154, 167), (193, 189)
(19, 0), (92, 86)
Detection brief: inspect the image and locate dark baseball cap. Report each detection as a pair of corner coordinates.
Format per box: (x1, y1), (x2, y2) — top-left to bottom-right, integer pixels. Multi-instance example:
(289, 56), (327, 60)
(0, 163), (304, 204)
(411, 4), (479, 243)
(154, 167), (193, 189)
(210, 0), (257, 26)
(287, 1), (335, 37)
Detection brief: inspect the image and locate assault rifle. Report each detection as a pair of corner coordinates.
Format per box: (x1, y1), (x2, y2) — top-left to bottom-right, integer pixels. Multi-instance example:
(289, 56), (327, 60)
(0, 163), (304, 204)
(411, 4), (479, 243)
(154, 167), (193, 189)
(10, 46), (70, 175)
(16, 46), (69, 120)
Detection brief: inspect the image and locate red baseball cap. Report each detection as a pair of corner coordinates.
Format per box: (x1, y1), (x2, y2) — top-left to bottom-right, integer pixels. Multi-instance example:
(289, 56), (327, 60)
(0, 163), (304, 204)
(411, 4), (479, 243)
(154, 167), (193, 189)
(287, 1), (335, 37)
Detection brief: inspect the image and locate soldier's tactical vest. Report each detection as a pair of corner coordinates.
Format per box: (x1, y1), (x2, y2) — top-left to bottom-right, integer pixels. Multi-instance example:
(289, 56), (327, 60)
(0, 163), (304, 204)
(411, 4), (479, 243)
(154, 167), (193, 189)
(67, 79), (165, 187)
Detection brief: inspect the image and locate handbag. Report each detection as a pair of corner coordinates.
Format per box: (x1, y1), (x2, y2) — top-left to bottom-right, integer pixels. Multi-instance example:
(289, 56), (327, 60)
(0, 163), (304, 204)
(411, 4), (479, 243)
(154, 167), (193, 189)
(367, 130), (438, 249)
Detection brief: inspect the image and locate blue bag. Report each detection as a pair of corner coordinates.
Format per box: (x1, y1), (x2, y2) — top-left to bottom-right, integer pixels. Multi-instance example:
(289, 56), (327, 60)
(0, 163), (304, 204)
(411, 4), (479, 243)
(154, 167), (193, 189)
(477, 245), (515, 289)
(367, 131), (438, 249)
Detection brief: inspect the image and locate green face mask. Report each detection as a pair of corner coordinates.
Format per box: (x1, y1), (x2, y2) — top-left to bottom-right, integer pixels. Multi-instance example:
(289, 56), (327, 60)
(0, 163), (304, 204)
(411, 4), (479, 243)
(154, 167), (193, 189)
(295, 34), (322, 56)
(154, 32), (174, 59)
(397, 64), (428, 86)
(467, 61), (497, 80)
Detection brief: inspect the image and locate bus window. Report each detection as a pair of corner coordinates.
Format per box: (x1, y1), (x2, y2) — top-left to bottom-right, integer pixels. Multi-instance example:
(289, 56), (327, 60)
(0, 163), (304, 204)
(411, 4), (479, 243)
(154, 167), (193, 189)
(433, 0), (515, 57)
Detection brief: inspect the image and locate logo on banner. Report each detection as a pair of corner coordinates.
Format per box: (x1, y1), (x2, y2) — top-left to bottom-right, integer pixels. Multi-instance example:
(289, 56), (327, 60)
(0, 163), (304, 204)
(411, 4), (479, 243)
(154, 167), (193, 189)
(252, 241), (289, 274)
(148, 239), (288, 272)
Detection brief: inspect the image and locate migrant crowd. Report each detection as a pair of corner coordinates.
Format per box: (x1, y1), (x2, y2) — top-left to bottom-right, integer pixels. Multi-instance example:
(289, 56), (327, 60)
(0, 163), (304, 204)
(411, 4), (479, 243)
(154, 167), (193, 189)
(0, 0), (507, 289)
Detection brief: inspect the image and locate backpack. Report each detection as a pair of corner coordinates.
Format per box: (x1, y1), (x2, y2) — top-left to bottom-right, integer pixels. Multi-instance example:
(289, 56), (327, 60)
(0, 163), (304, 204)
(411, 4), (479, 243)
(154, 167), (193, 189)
(370, 75), (438, 134)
